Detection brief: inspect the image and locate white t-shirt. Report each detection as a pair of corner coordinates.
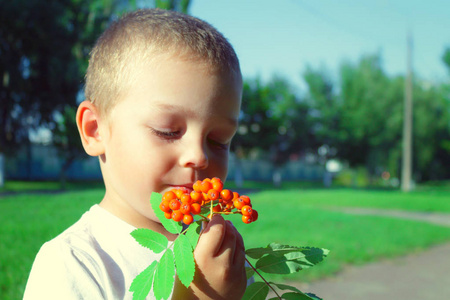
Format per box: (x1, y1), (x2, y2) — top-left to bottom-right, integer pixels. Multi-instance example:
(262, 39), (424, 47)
(24, 205), (166, 300)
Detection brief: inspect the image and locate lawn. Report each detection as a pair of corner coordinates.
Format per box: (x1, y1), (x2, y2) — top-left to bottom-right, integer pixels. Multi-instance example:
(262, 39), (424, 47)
(1, 184), (450, 299)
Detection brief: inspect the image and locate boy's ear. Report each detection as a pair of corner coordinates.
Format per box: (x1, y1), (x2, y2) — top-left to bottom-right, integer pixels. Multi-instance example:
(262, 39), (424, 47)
(76, 100), (106, 157)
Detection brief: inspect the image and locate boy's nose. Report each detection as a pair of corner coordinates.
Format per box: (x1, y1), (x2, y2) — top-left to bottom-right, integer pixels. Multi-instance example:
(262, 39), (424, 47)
(179, 141), (209, 170)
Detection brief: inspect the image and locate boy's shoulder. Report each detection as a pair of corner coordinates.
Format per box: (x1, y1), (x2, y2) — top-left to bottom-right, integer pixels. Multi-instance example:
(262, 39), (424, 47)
(25, 205), (160, 299)
(43, 204), (147, 260)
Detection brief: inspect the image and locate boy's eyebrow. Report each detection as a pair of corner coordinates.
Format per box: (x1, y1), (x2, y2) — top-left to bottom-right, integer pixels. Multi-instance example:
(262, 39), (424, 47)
(155, 102), (239, 126)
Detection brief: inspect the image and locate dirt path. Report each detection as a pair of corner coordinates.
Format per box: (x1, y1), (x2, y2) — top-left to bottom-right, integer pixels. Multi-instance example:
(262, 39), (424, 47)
(291, 242), (450, 300)
(273, 208), (450, 300)
(329, 207), (450, 227)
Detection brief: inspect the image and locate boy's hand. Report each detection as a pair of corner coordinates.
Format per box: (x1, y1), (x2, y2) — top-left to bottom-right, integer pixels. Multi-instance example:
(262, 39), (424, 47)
(172, 215), (247, 300)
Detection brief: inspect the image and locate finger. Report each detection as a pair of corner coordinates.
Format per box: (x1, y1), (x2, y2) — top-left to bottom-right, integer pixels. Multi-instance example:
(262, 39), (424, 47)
(195, 214), (226, 256)
(232, 223), (245, 266)
(216, 220), (237, 261)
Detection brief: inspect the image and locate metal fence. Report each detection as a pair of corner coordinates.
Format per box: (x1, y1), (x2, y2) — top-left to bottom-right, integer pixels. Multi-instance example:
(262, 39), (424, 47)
(4, 144), (325, 182)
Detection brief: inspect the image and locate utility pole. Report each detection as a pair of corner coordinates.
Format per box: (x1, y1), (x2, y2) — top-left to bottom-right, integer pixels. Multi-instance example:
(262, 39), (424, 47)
(401, 31), (413, 192)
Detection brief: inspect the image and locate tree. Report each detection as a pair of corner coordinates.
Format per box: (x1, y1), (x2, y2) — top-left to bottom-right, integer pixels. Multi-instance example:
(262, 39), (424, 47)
(0, 0), (115, 175)
(305, 55), (404, 183)
(0, 0), (191, 183)
(412, 80), (450, 180)
(231, 76), (314, 185)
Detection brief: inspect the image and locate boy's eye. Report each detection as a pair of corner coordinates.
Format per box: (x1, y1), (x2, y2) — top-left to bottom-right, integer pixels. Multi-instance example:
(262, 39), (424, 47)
(208, 138), (229, 150)
(150, 128), (181, 139)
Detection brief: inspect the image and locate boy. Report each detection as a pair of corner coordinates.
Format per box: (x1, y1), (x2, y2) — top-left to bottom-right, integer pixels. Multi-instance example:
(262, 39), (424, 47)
(24, 9), (246, 299)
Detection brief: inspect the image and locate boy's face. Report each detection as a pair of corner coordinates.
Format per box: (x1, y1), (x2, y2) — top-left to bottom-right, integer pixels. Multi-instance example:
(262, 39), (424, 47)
(98, 56), (242, 229)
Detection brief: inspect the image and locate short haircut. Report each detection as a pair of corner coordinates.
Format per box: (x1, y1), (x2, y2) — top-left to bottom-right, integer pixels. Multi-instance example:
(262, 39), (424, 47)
(85, 8), (241, 117)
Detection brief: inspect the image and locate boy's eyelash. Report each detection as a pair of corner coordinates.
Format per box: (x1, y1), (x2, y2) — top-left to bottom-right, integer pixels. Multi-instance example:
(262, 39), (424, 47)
(150, 128), (181, 139)
(150, 127), (229, 149)
(208, 138), (229, 150)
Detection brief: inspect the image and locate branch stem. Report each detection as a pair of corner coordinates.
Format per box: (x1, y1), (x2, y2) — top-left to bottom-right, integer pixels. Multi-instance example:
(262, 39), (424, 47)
(245, 257), (282, 299)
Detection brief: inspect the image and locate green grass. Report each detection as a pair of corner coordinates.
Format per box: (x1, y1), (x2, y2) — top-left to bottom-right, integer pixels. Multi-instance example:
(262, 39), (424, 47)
(255, 188), (450, 213)
(1, 185), (450, 299)
(0, 180), (104, 193)
(235, 193), (450, 283)
(0, 189), (103, 299)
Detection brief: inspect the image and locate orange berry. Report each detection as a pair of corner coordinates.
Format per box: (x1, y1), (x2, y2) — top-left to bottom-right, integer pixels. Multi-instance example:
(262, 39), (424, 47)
(220, 189), (233, 202)
(232, 192), (240, 200)
(164, 212), (172, 219)
(162, 191), (176, 201)
(180, 194), (192, 204)
(159, 199), (171, 213)
(183, 214), (194, 225)
(211, 177), (224, 191)
(234, 198), (245, 210)
(213, 204), (222, 213)
(193, 180), (202, 192)
(169, 199), (181, 211)
(190, 203), (201, 215)
(174, 189), (184, 199)
(241, 205), (253, 216)
(200, 180), (213, 193)
(242, 215), (253, 224)
(202, 192), (211, 203)
(240, 195), (251, 205)
(172, 210), (183, 222)
(207, 189), (219, 201)
(180, 203), (191, 214)
(251, 209), (259, 222)
(190, 191), (203, 203)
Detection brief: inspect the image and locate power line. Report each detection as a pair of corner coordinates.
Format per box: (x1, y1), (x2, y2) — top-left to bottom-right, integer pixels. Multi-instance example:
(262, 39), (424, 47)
(291, 0), (406, 47)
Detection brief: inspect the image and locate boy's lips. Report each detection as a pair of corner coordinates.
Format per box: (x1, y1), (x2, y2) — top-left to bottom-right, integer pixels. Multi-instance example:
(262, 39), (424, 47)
(169, 184), (194, 193)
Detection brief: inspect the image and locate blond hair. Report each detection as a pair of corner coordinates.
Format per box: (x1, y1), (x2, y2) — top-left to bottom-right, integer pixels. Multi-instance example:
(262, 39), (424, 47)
(85, 8), (241, 116)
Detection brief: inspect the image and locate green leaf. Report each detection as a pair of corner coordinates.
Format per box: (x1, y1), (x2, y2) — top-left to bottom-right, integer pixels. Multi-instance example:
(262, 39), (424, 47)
(242, 281), (269, 300)
(268, 283), (321, 300)
(245, 266), (255, 280)
(129, 261), (157, 300)
(255, 254), (314, 274)
(153, 249), (175, 300)
(304, 293), (323, 300)
(173, 234), (195, 288)
(246, 243), (329, 273)
(150, 192), (182, 234)
(269, 282), (303, 294)
(279, 292), (322, 300)
(246, 243), (311, 259)
(284, 247), (329, 265)
(130, 228), (168, 253)
(185, 221), (201, 249)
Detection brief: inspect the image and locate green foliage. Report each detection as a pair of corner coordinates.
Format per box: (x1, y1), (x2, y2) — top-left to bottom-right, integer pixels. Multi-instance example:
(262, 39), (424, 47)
(132, 191), (329, 299)
(243, 282), (269, 300)
(129, 261), (157, 299)
(0, 0), (191, 156)
(243, 244), (328, 299)
(443, 48), (450, 73)
(130, 229), (168, 253)
(149, 192), (182, 234)
(235, 76), (315, 170)
(0, 0), (114, 152)
(130, 192), (198, 299)
(2, 187), (450, 299)
(304, 53), (450, 181)
(153, 249), (175, 300)
(173, 234), (195, 287)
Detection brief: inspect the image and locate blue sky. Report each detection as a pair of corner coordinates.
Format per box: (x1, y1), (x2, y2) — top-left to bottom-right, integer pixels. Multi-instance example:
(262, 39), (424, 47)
(190, 0), (449, 92)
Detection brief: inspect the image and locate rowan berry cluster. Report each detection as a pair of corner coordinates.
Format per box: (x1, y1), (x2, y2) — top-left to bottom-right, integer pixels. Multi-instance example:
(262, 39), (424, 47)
(159, 177), (258, 225)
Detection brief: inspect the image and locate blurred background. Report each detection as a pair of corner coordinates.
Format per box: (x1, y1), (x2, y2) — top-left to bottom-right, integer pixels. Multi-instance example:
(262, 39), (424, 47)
(1, 1), (449, 299)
